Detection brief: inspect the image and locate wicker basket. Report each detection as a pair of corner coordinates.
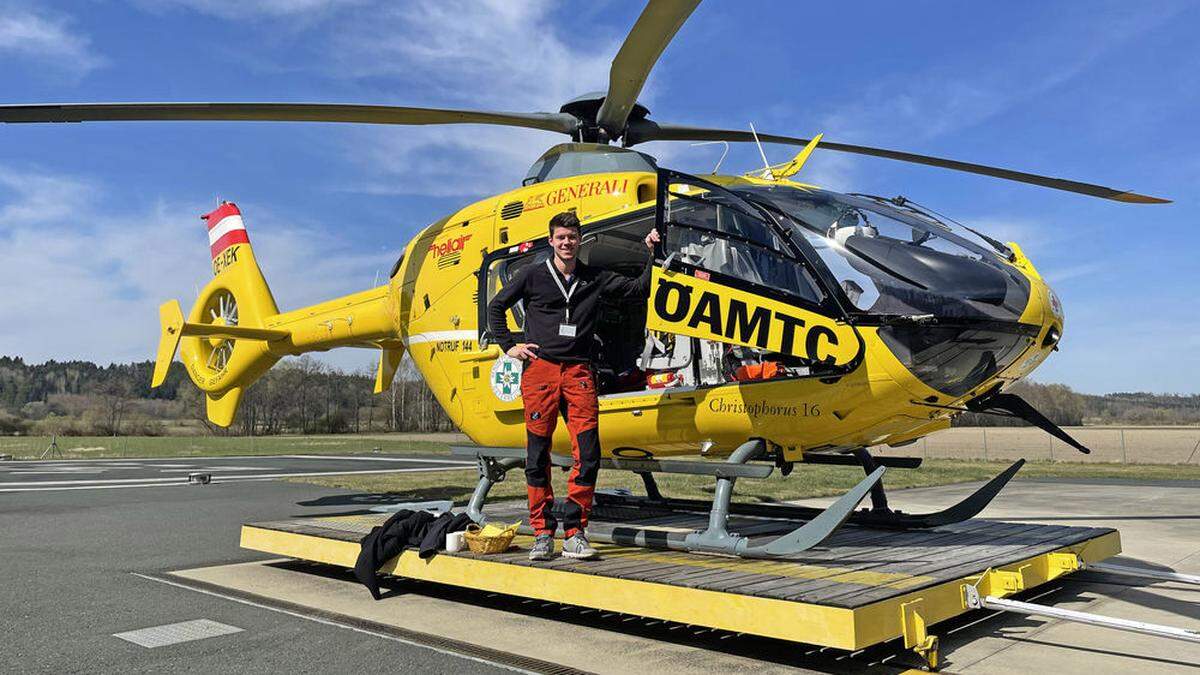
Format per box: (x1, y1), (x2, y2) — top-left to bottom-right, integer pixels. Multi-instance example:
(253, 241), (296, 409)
(463, 523), (517, 555)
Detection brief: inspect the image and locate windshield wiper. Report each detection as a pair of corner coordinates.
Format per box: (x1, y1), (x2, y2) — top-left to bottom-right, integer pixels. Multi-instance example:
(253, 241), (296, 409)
(853, 193), (1014, 260)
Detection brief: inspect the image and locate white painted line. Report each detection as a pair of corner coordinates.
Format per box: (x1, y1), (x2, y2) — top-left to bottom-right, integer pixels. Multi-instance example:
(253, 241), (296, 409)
(5, 470), (106, 475)
(158, 466), (279, 472)
(0, 464), (467, 487)
(278, 455), (474, 465)
(14, 453), (473, 465)
(113, 619), (243, 648)
(130, 573), (535, 674)
(0, 476), (194, 487)
(0, 482), (187, 493)
(211, 466), (474, 482)
(0, 465), (473, 492)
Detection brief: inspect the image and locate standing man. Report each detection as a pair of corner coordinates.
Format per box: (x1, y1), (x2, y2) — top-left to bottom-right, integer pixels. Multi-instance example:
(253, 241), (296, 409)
(487, 211), (660, 560)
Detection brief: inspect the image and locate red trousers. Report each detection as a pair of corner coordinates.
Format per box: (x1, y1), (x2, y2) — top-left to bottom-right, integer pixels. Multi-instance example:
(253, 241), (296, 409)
(520, 357), (600, 537)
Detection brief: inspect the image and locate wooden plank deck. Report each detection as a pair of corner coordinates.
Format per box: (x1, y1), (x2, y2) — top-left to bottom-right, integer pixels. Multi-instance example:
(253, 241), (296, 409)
(246, 499), (1115, 610)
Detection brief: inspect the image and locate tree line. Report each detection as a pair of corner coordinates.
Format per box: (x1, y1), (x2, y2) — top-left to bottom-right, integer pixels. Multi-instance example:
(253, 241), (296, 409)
(0, 355), (454, 436)
(3, 355), (1199, 436)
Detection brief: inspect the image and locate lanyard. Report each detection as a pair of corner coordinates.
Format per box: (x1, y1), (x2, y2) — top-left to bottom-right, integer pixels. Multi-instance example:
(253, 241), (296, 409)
(545, 259), (579, 323)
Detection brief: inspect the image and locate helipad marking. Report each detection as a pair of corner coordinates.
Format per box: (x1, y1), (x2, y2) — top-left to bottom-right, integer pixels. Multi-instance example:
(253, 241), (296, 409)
(113, 619), (243, 648)
(130, 573), (539, 674)
(277, 455), (474, 465)
(0, 465), (473, 492)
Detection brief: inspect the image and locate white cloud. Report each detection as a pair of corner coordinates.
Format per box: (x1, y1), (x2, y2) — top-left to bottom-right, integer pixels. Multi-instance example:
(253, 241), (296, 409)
(0, 168), (98, 226)
(0, 5), (105, 76)
(137, 0), (363, 20)
(328, 1), (614, 110)
(0, 165), (392, 368)
(320, 0), (619, 197)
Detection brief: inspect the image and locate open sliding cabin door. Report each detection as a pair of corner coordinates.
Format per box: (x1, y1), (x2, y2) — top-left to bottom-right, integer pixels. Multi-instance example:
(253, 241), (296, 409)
(648, 170), (863, 385)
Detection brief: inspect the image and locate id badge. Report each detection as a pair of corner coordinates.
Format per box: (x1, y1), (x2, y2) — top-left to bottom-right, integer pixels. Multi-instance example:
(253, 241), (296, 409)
(558, 323), (577, 338)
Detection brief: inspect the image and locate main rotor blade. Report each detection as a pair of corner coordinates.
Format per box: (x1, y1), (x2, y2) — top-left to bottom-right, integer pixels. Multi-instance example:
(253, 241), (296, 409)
(596, 0), (700, 137)
(625, 121), (1170, 204)
(0, 102), (580, 135)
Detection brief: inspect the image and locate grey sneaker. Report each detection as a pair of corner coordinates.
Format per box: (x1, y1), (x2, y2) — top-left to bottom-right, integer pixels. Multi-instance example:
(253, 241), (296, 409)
(562, 533), (599, 560)
(528, 534), (554, 561)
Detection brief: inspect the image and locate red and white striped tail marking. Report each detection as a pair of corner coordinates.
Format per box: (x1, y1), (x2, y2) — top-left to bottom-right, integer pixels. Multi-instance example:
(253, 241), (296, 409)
(202, 202), (250, 259)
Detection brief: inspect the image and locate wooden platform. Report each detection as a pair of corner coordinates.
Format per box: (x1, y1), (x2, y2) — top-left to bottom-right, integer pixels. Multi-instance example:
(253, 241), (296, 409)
(241, 501), (1120, 653)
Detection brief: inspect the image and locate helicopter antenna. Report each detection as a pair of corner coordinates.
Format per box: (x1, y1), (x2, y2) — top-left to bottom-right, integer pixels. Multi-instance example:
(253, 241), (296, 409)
(749, 122), (774, 180)
(689, 140), (729, 174)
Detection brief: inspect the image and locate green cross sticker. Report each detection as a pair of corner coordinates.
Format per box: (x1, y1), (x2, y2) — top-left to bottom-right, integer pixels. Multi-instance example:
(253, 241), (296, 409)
(490, 355), (523, 402)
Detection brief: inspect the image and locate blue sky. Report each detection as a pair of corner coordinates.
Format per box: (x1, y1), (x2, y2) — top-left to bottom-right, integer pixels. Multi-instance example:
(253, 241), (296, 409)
(0, 0), (1196, 394)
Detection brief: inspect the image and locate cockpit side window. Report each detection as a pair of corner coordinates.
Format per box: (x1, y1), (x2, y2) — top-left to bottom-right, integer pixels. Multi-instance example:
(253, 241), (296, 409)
(661, 177), (825, 308)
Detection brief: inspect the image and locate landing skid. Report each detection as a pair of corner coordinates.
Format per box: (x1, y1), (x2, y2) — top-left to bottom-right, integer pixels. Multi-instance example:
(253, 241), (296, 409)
(596, 457), (1027, 531)
(452, 441), (1024, 559)
(453, 440), (885, 558)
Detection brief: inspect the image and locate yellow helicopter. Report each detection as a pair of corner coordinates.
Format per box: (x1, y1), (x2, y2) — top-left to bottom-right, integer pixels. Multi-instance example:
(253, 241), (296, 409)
(1, 2), (1168, 557)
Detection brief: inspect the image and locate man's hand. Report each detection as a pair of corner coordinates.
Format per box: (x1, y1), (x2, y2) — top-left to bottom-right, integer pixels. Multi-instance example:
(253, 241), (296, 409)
(507, 343), (539, 361)
(644, 228), (661, 251)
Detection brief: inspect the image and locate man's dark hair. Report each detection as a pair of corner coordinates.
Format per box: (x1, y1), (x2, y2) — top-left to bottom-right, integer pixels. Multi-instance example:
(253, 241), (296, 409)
(548, 211), (581, 237)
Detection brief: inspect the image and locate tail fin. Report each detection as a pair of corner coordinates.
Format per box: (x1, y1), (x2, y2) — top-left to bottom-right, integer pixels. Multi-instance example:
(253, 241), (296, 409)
(152, 202), (400, 427)
(152, 202), (286, 426)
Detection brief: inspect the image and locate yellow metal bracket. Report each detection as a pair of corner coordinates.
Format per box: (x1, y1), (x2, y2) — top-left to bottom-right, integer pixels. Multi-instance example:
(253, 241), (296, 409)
(963, 567), (1025, 601)
(962, 553), (1080, 607)
(1039, 551), (1081, 580)
(899, 598), (939, 670)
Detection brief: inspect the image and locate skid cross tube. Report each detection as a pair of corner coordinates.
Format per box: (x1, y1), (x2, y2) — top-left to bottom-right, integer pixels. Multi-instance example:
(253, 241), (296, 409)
(962, 584), (1200, 644)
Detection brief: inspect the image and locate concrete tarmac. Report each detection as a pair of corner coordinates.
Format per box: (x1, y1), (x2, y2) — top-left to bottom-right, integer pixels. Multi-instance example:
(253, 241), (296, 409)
(0, 453), (472, 492)
(2, 464), (1197, 673)
(0, 459), (501, 674)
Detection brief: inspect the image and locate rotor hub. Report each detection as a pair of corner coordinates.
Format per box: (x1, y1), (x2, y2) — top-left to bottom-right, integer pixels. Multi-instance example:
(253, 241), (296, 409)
(560, 92), (650, 143)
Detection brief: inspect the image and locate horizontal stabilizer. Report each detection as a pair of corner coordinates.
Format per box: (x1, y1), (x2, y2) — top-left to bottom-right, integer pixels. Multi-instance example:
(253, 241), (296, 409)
(179, 322), (290, 342)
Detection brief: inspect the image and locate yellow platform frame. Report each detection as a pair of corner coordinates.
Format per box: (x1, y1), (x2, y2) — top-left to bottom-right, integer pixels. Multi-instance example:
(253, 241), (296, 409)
(241, 524), (1119, 659)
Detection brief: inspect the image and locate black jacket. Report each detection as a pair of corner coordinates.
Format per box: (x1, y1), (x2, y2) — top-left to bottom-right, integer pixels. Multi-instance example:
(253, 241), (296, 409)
(487, 255), (653, 362)
(354, 510), (475, 600)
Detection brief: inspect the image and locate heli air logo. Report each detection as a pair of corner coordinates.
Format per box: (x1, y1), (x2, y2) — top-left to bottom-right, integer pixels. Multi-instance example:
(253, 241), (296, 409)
(429, 233), (472, 269)
(645, 269), (860, 367)
(522, 178), (630, 213)
(490, 355), (523, 402)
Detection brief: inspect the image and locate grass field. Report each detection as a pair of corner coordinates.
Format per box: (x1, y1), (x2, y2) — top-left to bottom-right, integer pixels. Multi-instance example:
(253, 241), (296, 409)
(0, 434), (455, 460)
(5, 432), (1199, 506)
(287, 458), (1200, 505)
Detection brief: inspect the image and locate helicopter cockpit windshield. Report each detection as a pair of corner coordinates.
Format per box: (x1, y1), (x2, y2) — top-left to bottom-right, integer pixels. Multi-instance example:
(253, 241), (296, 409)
(738, 186), (1030, 322)
(734, 184), (1037, 397)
